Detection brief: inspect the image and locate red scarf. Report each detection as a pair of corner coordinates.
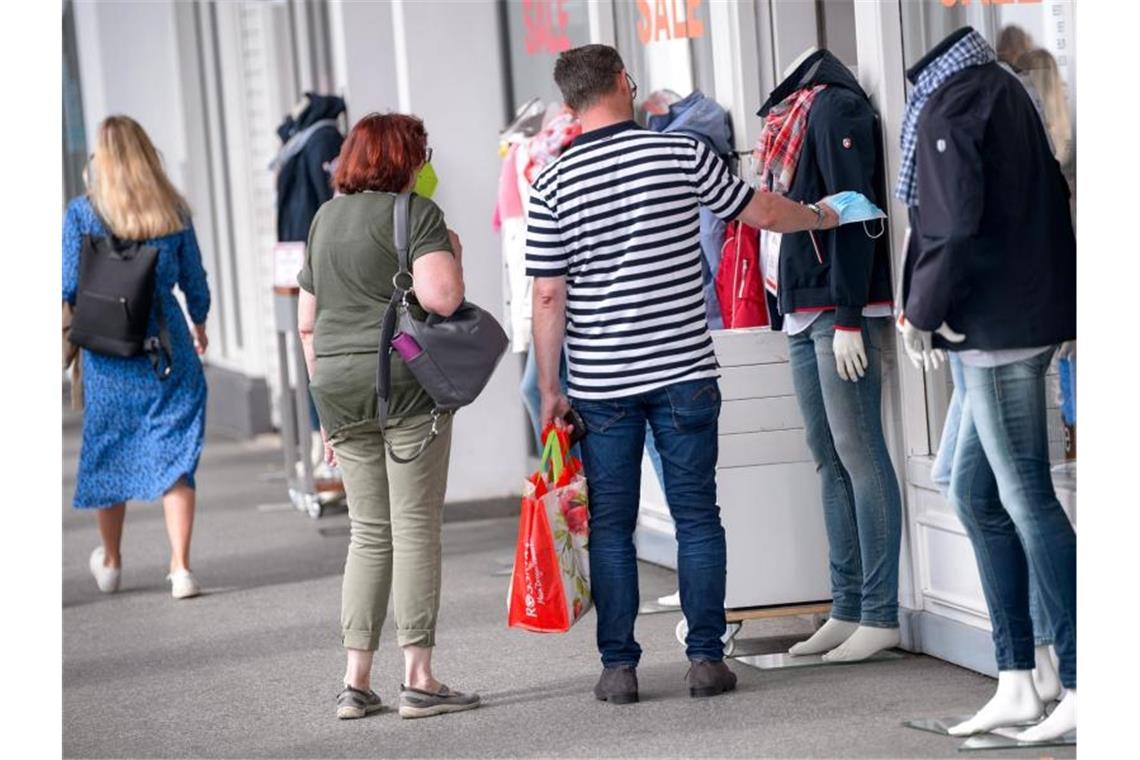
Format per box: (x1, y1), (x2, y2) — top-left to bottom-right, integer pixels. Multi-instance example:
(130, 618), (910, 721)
(754, 85), (826, 194)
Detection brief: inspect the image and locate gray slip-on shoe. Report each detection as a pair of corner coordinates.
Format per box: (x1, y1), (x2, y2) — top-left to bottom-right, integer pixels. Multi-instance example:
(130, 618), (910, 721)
(336, 685), (383, 719)
(594, 665), (639, 705)
(686, 659), (737, 698)
(398, 684), (481, 719)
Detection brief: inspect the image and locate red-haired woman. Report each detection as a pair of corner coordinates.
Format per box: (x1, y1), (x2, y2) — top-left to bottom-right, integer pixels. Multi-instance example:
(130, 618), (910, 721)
(298, 113), (478, 720)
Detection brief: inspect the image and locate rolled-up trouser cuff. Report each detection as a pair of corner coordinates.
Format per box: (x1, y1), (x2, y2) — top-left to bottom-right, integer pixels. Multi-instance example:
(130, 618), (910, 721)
(343, 628), (380, 652)
(397, 628), (435, 648)
(859, 617), (900, 629)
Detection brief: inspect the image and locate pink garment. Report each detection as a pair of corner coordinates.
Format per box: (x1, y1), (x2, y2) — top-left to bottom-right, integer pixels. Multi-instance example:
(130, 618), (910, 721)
(492, 143), (524, 232)
(524, 110), (582, 184)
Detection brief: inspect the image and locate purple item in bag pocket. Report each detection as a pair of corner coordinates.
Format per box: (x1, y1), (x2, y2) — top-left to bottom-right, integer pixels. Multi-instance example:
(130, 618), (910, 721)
(391, 332), (423, 361)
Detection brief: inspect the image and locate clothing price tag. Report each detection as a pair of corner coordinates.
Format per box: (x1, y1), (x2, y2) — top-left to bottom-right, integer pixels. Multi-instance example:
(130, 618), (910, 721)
(761, 228), (782, 296)
(273, 242), (305, 290)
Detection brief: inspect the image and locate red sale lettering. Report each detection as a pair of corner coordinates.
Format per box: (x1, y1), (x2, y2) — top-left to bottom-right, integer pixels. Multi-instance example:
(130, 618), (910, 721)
(522, 0), (571, 55)
(636, 0), (706, 43)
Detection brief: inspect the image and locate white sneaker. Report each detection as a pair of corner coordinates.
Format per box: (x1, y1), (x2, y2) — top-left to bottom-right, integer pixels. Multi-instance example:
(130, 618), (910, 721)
(89, 547), (121, 593)
(167, 569), (201, 599)
(656, 590), (681, 608)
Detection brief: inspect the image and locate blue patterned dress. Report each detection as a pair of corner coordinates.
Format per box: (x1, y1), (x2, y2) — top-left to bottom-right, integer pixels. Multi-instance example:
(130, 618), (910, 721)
(63, 197), (211, 508)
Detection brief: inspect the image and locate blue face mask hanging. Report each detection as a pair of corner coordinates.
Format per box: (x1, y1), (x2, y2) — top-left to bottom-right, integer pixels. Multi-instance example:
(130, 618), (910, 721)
(820, 191), (887, 238)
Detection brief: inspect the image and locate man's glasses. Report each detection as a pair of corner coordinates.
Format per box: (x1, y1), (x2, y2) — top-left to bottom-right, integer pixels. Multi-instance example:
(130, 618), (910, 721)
(625, 72), (638, 102)
(425, 147), (433, 163)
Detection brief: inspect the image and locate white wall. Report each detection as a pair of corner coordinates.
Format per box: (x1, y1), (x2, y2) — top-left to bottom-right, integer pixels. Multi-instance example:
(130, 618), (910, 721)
(329, 0), (529, 502)
(73, 0), (190, 191)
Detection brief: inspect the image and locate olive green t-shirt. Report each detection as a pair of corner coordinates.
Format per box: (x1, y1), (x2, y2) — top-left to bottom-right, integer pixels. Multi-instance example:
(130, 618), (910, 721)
(298, 192), (453, 435)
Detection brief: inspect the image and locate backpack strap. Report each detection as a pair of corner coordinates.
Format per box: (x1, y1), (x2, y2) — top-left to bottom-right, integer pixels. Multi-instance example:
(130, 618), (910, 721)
(375, 192), (442, 463)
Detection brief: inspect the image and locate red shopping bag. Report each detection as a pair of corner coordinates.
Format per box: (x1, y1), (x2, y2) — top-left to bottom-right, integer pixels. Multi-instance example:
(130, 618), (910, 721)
(716, 221), (769, 329)
(508, 426), (592, 633)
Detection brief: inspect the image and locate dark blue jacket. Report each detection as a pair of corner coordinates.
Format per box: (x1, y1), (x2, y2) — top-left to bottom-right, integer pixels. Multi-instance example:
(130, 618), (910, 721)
(902, 32), (1076, 350)
(274, 94), (345, 242)
(757, 50), (894, 330)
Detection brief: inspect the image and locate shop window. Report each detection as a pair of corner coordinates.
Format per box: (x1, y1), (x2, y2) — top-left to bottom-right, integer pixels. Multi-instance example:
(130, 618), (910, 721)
(613, 0), (715, 121)
(768, 0), (858, 77)
(501, 0), (591, 113)
(62, 0), (88, 206)
(900, 0), (1076, 464)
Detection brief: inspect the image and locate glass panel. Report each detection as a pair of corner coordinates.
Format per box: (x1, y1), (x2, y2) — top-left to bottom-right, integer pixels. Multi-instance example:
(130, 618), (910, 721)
(62, 0), (88, 206)
(769, 0), (858, 80)
(612, 0), (714, 121)
(503, 0), (591, 111)
(898, 0), (1076, 465)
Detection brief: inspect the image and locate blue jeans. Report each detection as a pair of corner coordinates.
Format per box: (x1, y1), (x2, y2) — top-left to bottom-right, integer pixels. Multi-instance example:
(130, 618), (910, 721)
(949, 350), (1076, 688)
(576, 378), (727, 666)
(934, 354), (1053, 647)
(788, 312), (902, 627)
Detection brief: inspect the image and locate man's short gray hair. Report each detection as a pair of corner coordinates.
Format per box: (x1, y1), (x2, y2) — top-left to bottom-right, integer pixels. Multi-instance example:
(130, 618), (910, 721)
(553, 44), (626, 111)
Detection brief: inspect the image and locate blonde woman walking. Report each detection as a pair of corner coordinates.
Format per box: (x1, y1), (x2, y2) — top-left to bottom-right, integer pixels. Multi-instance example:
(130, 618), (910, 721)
(62, 115), (211, 599)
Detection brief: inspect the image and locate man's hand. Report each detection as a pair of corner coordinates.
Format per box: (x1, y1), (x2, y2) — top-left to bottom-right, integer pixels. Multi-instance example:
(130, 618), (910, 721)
(540, 389), (571, 433)
(833, 329), (867, 382)
(320, 427), (338, 468)
(1058, 340), (1076, 360)
(817, 200), (840, 230)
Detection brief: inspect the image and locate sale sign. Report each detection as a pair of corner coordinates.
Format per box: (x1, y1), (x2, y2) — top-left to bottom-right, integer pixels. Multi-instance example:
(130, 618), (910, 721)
(636, 0), (706, 44)
(523, 0), (571, 55)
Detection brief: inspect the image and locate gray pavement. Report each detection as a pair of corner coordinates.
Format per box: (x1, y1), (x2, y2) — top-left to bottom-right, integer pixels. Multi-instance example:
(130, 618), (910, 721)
(63, 408), (1074, 759)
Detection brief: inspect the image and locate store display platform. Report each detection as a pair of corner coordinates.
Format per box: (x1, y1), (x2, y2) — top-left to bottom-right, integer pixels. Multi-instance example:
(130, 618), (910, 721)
(902, 717), (1075, 752)
(734, 649), (906, 671)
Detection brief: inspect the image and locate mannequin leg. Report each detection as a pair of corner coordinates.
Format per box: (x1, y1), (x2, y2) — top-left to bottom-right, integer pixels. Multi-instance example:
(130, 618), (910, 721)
(948, 671), (1044, 736)
(786, 326), (862, 656)
(811, 318), (902, 662)
(963, 356), (1077, 696)
(947, 399), (1043, 734)
(1017, 690), (1076, 742)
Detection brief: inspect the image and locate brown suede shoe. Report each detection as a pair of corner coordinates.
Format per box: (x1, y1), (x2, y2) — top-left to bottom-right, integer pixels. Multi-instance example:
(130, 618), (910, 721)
(686, 659), (737, 698)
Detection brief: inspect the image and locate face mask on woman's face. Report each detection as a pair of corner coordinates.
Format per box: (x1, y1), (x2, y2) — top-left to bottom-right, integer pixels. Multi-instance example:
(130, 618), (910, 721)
(414, 161), (438, 199)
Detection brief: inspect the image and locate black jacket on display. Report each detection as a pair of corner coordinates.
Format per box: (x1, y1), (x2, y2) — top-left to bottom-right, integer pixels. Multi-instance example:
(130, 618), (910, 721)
(902, 33), (1076, 350)
(757, 50), (894, 330)
(274, 94), (346, 242)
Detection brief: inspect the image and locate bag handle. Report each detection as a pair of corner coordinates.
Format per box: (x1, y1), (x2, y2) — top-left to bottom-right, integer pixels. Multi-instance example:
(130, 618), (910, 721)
(376, 192), (441, 464)
(540, 428), (566, 483)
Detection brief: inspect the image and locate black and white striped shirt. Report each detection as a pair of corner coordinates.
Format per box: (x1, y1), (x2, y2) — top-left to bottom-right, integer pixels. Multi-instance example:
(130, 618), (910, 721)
(525, 121), (754, 400)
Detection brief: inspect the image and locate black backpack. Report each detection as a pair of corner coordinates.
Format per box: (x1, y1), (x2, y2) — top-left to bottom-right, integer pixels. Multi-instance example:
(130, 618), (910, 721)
(68, 207), (173, 379)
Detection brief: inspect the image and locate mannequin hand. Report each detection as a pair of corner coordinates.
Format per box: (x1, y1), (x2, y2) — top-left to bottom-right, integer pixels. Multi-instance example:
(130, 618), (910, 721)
(193, 324), (208, 355)
(900, 317), (965, 371)
(1057, 340), (1076, 360)
(833, 329), (867, 382)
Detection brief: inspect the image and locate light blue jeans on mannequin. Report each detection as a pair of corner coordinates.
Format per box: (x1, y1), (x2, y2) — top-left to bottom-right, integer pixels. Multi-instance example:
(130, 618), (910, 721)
(787, 312), (902, 627)
(933, 353), (1054, 647)
(947, 349), (1075, 688)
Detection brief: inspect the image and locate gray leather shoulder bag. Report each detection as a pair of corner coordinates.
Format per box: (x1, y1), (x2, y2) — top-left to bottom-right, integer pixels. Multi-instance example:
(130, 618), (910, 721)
(376, 192), (509, 462)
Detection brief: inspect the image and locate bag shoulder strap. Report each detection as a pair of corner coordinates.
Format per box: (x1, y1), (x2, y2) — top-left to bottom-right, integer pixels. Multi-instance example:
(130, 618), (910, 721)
(393, 191), (413, 278)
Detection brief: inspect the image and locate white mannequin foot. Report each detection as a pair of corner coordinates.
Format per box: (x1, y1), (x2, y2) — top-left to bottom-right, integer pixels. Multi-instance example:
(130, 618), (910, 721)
(1032, 645), (1062, 703)
(1016, 689), (1075, 742)
(948, 671), (1044, 736)
(822, 625), (900, 662)
(788, 618), (858, 656)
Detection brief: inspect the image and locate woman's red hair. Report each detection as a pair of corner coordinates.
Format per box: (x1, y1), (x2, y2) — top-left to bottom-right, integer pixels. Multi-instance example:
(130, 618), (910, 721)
(333, 113), (427, 194)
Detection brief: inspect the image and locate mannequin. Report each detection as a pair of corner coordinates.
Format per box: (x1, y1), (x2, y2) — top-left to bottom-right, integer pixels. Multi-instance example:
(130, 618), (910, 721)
(756, 47), (902, 663)
(898, 27), (1076, 743)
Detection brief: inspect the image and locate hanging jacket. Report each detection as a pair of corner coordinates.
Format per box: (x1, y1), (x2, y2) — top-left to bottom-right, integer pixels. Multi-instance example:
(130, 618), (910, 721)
(756, 50), (893, 330)
(648, 91), (733, 329)
(901, 28), (1075, 350)
(274, 93), (346, 242)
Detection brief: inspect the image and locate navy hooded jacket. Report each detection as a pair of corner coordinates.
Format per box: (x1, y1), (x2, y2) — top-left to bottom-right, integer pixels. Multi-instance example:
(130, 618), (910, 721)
(274, 93), (346, 242)
(757, 50), (894, 330)
(902, 28), (1076, 350)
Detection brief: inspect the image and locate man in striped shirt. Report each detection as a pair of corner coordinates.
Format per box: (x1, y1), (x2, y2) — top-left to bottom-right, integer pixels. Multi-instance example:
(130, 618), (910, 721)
(527, 44), (840, 704)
